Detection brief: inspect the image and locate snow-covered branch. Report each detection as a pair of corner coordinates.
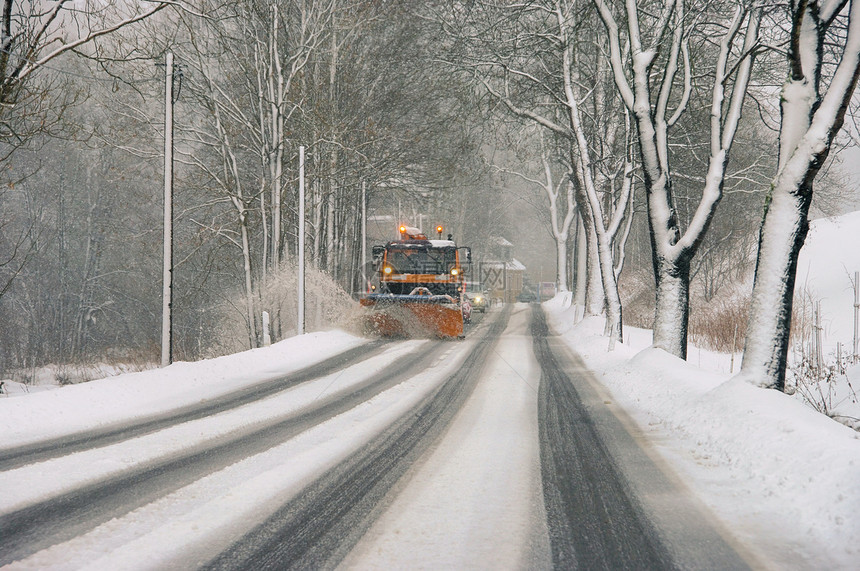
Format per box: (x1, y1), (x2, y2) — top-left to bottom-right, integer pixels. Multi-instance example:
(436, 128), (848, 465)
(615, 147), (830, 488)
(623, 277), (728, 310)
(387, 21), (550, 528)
(16, 2), (171, 84)
(477, 75), (574, 139)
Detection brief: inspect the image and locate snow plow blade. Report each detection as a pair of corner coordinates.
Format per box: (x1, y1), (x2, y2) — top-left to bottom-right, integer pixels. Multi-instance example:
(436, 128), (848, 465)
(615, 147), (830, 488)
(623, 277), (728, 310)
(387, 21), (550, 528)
(360, 294), (464, 339)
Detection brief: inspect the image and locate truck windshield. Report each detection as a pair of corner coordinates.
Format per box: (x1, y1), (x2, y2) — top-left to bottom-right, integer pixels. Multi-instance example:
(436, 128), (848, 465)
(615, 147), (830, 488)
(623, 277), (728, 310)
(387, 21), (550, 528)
(386, 247), (456, 274)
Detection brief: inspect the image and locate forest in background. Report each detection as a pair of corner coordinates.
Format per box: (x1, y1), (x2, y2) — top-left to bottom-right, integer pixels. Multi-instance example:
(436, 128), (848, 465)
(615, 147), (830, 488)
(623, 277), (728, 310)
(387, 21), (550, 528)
(0, 1), (508, 375)
(2, 1), (859, 387)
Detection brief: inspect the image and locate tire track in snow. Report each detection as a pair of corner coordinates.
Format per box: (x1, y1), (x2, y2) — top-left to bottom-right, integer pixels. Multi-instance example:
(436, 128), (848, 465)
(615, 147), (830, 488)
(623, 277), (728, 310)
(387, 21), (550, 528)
(340, 304), (552, 569)
(202, 306), (513, 570)
(0, 341), (389, 471)
(0, 339), (444, 566)
(533, 307), (668, 569)
(532, 304), (750, 570)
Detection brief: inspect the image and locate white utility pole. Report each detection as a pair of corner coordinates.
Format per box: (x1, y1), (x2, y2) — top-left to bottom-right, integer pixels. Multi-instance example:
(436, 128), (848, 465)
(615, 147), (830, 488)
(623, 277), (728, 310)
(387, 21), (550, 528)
(814, 302), (824, 375)
(297, 146), (306, 335)
(854, 271), (859, 363)
(361, 180), (367, 291)
(161, 52), (174, 367)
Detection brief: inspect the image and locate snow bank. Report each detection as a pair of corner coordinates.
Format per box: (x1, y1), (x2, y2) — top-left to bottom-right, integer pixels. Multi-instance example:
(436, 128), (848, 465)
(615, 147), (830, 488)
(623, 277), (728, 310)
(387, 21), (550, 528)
(544, 302), (860, 570)
(0, 330), (368, 449)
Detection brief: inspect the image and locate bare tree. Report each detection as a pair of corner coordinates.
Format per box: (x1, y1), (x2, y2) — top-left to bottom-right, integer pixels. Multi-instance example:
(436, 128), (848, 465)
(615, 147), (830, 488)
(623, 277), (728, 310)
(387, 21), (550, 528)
(592, 0), (762, 358)
(0, 0), (174, 305)
(742, 0), (860, 390)
(0, 0), (170, 156)
(145, 0), (485, 347)
(437, 0), (634, 339)
(0, 184), (37, 299)
(497, 133), (577, 292)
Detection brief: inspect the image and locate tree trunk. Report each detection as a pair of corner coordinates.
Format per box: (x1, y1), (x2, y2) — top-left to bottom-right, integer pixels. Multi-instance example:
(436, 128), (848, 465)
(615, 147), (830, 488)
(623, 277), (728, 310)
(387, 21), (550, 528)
(556, 231), (569, 292)
(741, 0), (860, 390)
(313, 175), (323, 267)
(559, 10), (623, 340)
(652, 255), (691, 359)
(325, 180), (336, 275)
(270, 4), (285, 269)
(592, 0), (762, 358)
(741, 187), (811, 389)
(573, 212), (587, 309)
(583, 216), (604, 315)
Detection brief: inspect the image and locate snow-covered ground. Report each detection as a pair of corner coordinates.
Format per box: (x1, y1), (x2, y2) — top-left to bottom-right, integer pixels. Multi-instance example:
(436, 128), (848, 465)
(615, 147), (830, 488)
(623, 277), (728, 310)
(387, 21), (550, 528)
(545, 294), (860, 570)
(0, 329), (481, 569)
(342, 307), (550, 569)
(3, 307), (858, 570)
(3, 206), (860, 569)
(792, 210), (860, 426)
(0, 330), (368, 446)
(539, 211), (860, 569)
(0, 308), (562, 570)
(796, 210), (860, 351)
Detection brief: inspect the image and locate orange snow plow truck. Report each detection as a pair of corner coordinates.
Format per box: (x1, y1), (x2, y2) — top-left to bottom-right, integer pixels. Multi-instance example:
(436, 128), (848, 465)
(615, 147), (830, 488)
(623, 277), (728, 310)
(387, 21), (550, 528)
(360, 225), (471, 339)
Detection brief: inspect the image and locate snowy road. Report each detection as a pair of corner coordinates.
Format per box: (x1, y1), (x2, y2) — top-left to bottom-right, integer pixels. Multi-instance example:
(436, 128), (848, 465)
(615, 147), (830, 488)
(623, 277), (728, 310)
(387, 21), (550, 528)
(0, 305), (751, 570)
